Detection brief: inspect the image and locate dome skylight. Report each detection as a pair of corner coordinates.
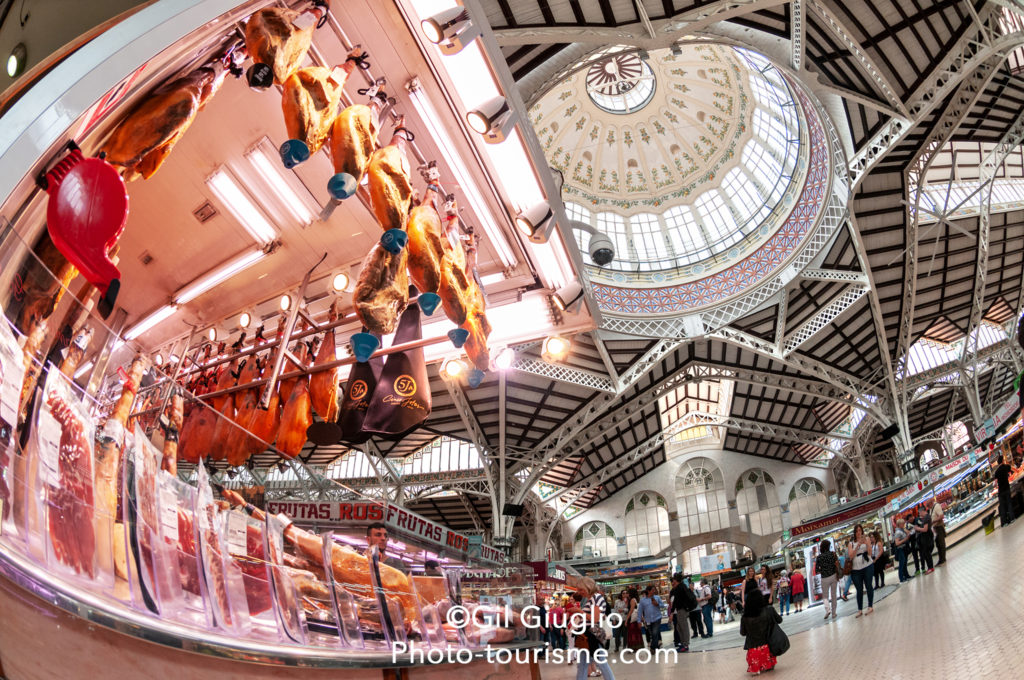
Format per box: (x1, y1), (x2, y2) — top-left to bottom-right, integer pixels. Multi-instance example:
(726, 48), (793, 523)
(585, 52), (657, 114)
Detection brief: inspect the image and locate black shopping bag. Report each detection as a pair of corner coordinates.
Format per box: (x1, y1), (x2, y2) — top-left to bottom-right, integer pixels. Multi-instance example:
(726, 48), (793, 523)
(337, 331), (383, 445)
(361, 304), (431, 440)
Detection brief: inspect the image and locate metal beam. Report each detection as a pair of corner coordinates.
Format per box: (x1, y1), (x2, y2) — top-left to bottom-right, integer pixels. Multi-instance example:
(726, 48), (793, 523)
(783, 285), (868, 355)
(805, 0), (907, 116)
(791, 0), (804, 71)
(512, 356), (617, 392)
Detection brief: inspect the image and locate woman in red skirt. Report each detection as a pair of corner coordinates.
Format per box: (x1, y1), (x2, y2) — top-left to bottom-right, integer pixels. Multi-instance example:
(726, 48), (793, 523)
(740, 591), (782, 674)
(625, 587), (644, 650)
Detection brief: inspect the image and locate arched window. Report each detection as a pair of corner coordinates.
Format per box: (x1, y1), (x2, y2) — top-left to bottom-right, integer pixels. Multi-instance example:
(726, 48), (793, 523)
(675, 458), (730, 537)
(624, 492), (671, 556)
(788, 478), (828, 524)
(574, 521), (617, 558)
(736, 469), (782, 535)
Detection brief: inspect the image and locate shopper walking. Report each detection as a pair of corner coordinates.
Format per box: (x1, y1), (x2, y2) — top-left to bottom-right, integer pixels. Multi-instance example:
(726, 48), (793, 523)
(893, 518), (911, 582)
(669, 574), (695, 653)
(931, 500), (947, 566)
(907, 509), (921, 575)
(699, 579), (715, 638)
(740, 591), (783, 675)
(837, 543), (851, 599)
(757, 566), (774, 605)
(638, 586), (663, 652)
(848, 524), (875, 617)
(815, 539), (839, 621)
(995, 455), (1015, 527)
(913, 505), (935, 574)
(625, 587), (643, 651)
(573, 578), (615, 680)
(612, 591), (628, 652)
(774, 570), (791, 615)
(789, 567), (805, 613)
(871, 531), (887, 588)
(688, 582), (706, 639)
(741, 566), (758, 607)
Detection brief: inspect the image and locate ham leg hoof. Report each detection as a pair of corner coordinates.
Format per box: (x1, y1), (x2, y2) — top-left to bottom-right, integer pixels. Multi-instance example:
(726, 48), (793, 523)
(279, 139), (311, 168)
(98, 278), (120, 318)
(246, 63), (275, 90)
(328, 172), (358, 199)
(380, 228), (408, 254)
(350, 332), (380, 363)
(448, 328), (469, 348)
(418, 292), (441, 316)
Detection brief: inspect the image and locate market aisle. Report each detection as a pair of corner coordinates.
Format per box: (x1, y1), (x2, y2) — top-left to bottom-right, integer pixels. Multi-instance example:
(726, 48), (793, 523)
(541, 522), (1023, 678)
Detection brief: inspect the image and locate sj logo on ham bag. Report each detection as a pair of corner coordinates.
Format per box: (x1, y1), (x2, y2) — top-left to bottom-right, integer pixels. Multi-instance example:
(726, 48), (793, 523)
(393, 375), (417, 397)
(349, 379), (369, 401)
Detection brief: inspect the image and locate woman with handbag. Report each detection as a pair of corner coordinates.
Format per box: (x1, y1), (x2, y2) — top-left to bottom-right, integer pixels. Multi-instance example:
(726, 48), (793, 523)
(574, 578), (615, 680)
(625, 587), (644, 651)
(847, 524), (875, 617)
(871, 531), (888, 588)
(740, 590), (784, 675)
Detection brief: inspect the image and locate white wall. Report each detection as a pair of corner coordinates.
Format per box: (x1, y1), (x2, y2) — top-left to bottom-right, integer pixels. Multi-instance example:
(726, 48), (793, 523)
(563, 445), (833, 559)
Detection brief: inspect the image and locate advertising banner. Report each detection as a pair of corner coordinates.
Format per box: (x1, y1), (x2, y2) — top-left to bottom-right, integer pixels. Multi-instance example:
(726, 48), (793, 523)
(790, 497), (887, 537)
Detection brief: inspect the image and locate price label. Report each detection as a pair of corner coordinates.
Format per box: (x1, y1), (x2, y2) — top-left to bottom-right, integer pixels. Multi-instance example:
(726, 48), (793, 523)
(0, 335), (25, 426)
(329, 66), (348, 86)
(37, 410), (62, 486)
(227, 510), (248, 557)
(291, 11), (317, 30)
(160, 485), (179, 541)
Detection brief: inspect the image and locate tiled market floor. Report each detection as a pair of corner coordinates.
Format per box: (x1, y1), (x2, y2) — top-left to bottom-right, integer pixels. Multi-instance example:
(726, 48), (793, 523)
(540, 521), (1023, 678)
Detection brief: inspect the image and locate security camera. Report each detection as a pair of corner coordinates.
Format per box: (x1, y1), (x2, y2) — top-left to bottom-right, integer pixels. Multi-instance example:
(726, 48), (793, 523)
(467, 96), (515, 144)
(589, 233), (615, 266)
(421, 7), (480, 55)
(515, 201), (555, 243)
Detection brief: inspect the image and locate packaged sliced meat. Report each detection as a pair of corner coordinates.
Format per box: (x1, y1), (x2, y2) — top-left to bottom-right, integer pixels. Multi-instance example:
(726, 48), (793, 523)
(224, 509), (273, 619)
(32, 370), (98, 581)
(195, 464), (249, 634)
(156, 472), (209, 627)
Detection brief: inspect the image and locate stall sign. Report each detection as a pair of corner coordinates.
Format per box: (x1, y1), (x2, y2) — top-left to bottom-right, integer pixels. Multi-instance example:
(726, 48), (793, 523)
(941, 454), (970, 477)
(790, 497), (887, 537)
(974, 393), (1021, 442)
(525, 561), (567, 583)
(265, 500), (506, 563)
(698, 551), (733, 573)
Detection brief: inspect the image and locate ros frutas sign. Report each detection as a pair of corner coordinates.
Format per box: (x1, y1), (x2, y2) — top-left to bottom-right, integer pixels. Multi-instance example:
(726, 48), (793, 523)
(265, 500), (506, 565)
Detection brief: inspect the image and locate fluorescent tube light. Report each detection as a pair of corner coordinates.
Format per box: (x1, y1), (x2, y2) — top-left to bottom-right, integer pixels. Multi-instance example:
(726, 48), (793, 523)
(74, 361), (94, 380)
(174, 248), (267, 305)
(206, 168), (278, 244)
(408, 84), (517, 269)
(244, 138), (319, 227)
(124, 305), (177, 341)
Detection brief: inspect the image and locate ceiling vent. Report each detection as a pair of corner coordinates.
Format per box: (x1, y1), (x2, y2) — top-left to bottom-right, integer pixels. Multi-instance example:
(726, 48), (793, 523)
(193, 200), (218, 224)
(138, 251), (154, 266)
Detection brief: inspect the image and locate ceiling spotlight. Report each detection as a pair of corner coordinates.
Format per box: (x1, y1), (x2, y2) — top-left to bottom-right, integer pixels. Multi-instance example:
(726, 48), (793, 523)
(553, 281), (584, 312)
(7, 43), (26, 79)
(467, 96), (515, 144)
(542, 335), (571, 363)
(153, 353), (164, 366)
(421, 7), (480, 55)
(331, 271), (350, 293)
(441, 357), (466, 380)
(206, 326), (221, 343)
(238, 308), (256, 329)
(515, 201), (555, 243)
(279, 294), (292, 312)
(493, 346), (515, 371)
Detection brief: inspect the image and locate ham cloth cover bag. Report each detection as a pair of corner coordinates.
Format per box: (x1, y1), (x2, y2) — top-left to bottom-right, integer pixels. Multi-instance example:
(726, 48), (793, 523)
(337, 333), (383, 445)
(361, 304), (431, 439)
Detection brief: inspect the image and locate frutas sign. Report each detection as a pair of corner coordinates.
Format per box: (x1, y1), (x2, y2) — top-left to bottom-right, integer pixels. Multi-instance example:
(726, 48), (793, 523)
(265, 500), (505, 564)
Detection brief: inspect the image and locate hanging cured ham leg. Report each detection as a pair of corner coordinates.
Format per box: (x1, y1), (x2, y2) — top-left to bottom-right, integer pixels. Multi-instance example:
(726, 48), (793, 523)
(161, 392), (184, 475)
(327, 85), (388, 200)
(279, 49), (367, 167)
(208, 337), (246, 462)
(224, 349), (264, 467)
(102, 47), (240, 180)
(275, 344), (314, 458)
(354, 244), (409, 335)
(309, 300), (341, 422)
(407, 180), (446, 298)
(243, 2), (327, 88)
(438, 200), (472, 326)
(178, 347), (220, 464)
(94, 354), (148, 579)
(367, 119), (415, 233)
(460, 232), (492, 371)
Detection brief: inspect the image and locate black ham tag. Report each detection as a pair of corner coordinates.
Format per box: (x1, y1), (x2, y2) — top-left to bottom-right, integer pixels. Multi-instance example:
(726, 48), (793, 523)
(361, 304), (431, 441)
(337, 332), (383, 445)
